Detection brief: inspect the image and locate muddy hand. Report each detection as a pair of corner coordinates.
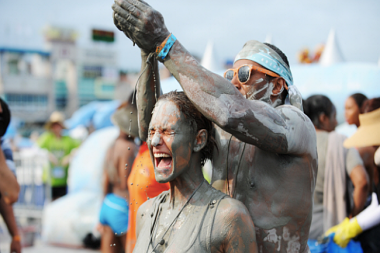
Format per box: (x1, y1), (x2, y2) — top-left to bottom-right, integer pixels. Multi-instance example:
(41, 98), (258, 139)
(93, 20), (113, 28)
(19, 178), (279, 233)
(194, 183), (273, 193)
(112, 0), (170, 52)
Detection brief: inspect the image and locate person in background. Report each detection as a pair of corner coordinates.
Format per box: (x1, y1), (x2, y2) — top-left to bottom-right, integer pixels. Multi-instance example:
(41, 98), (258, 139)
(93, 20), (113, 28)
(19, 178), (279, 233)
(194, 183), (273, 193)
(346, 98), (380, 199)
(344, 93), (377, 193)
(0, 98), (21, 253)
(344, 93), (367, 128)
(325, 99), (380, 252)
(37, 111), (80, 200)
(304, 95), (369, 240)
(360, 98), (380, 196)
(98, 97), (139, 253)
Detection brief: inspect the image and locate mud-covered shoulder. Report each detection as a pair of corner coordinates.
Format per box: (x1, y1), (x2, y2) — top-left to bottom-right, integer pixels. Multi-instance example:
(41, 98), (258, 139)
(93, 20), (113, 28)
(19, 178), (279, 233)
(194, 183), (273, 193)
(212, 197), (257, 252)
(216, 197), (253, 222)
(276, 105), (317, 156)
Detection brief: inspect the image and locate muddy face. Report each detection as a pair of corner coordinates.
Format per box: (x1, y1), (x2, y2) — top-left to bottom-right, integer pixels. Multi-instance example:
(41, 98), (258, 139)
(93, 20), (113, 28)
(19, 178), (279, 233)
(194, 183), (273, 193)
(230, 60), (272, 100)
(148, 100), (195, 183)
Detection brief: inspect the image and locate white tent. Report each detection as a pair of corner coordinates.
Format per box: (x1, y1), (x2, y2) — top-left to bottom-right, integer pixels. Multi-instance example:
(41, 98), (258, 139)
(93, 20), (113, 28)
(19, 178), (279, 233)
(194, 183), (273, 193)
(200, 40), (222, 72)
(264, 34), (273, 44)
(319, 29), (345, 66)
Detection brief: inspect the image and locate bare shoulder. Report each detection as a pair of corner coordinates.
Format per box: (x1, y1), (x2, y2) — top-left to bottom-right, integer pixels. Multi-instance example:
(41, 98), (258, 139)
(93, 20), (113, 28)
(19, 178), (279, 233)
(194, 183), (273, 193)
(216, 197), (252, 221)
(212, 197), (257, 252)
(276, 105), (317, 155)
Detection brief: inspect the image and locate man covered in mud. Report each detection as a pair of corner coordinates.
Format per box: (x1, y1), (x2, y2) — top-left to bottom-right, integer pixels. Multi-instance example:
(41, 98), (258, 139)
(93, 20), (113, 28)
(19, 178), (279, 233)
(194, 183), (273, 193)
(133, 91), (257, 253)
(112, 1), (317, 252)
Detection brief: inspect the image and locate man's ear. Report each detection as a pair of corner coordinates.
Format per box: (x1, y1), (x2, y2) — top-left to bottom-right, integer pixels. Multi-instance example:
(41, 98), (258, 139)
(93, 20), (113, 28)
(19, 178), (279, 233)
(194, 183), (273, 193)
(270, 77), (286, 96)
(193, 129), (207, 152)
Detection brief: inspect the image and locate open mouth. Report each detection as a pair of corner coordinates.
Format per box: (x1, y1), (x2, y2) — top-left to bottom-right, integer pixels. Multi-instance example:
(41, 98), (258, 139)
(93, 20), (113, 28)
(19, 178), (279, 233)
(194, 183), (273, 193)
(154, 153), (173, 169)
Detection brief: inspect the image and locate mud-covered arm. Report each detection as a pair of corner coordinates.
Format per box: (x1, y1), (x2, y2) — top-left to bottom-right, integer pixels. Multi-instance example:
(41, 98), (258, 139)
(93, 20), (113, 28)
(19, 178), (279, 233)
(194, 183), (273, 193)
(213, 198), (258, 253)
(163, 43), (314, 154)
(112, 0), (314, 155)
(137, 51), (161, 142)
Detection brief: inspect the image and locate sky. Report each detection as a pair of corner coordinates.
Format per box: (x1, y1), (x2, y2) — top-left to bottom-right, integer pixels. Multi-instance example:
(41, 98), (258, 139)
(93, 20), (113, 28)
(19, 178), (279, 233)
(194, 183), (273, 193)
(1, 0), (380, 70)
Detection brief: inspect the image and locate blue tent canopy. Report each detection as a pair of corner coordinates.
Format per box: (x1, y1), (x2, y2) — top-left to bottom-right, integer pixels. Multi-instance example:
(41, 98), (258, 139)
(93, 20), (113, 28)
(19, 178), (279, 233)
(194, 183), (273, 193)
(65, 100), (121, 130)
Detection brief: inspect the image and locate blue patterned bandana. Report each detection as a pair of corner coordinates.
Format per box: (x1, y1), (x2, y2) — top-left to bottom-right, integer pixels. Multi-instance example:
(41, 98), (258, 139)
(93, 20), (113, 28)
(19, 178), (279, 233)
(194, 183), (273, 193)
(234, 40), (303, 111)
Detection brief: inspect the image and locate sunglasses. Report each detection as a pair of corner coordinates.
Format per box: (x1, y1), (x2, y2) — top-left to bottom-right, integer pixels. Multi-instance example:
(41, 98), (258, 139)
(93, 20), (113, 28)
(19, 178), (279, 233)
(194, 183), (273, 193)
(224, 64), (280, 85)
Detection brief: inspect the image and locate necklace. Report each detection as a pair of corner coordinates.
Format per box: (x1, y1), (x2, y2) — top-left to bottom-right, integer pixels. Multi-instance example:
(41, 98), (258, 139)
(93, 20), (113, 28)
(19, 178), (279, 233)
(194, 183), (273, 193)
(147, 180), (205, 253)
(225, 135), (246, 197)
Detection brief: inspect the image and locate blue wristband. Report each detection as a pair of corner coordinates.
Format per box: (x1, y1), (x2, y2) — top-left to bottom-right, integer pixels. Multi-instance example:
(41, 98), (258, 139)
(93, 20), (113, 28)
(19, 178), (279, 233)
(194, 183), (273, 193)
(156, 34), (177, 61)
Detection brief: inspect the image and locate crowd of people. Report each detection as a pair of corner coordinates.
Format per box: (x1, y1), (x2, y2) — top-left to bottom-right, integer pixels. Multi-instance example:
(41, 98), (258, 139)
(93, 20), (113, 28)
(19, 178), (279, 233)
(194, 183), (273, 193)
(1, 1), (379, 253)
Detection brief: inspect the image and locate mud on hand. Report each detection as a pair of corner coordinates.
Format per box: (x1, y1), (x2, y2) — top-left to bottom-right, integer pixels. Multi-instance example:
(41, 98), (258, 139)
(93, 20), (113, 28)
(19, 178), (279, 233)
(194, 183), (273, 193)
(112, 0), (170, 53)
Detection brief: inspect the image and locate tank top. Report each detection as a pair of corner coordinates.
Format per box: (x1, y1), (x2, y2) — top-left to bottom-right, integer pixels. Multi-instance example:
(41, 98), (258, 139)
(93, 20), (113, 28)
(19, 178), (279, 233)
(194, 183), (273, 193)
(133, 182), (227, 253)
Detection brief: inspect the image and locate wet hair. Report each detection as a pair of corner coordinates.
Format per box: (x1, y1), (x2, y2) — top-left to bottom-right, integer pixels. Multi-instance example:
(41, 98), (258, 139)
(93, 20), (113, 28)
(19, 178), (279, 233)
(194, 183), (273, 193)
(263, 43), (289, 101)
(349, 93), (367, 113)
(303, 95), (334, 128)
(157, 91), (217, 166)
(0, 98), (11, 137)
(362, 97), (380, 113)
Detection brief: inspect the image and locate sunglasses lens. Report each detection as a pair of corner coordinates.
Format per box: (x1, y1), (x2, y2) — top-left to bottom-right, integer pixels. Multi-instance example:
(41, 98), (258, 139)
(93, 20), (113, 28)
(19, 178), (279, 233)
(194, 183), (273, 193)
(225, 70), (234, 81)
(238, 65), (250, 83)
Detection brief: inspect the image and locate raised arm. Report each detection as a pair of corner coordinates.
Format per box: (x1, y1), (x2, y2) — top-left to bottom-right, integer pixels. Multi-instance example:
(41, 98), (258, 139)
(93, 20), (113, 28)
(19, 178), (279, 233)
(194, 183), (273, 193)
(162, 42), (314, 154)
(136, 50), (161, 142)
(112, 0), (314, 154)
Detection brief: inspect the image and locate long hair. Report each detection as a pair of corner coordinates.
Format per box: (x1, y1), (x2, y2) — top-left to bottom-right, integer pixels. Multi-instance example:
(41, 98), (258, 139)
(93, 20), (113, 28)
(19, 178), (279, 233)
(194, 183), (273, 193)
(303, 95), (334, 128)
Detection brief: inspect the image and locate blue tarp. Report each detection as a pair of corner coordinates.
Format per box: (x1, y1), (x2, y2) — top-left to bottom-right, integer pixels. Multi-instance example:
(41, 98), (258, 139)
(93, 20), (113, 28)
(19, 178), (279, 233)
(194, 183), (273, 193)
(65, 100), (121, 130)
(308, 235), (363, 253)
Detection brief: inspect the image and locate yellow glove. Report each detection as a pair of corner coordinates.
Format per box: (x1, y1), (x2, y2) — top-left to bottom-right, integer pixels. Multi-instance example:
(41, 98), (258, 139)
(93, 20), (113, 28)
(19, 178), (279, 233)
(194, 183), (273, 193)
(325, 217), (363, 248)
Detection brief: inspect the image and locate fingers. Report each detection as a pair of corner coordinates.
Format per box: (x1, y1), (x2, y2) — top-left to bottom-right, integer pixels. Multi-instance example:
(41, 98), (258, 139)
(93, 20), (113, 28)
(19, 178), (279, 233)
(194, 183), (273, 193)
(112, 3), (142, 27)
(115, 0), (145, 15)
(113, 12), (124, 31)
(137, 0), (151, 7)
(120, 0), (150, 12)
(113, 1), (141, 18)
(114, 12), (139, 33)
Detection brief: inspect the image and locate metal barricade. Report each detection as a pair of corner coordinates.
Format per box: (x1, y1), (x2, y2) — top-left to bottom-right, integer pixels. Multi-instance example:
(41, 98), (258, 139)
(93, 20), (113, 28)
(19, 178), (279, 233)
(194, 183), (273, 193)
(13, 148), (50, 219)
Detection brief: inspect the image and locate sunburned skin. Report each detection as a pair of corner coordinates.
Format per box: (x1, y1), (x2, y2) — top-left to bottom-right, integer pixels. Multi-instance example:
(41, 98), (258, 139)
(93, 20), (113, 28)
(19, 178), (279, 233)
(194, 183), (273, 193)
(133, 98), (257, 253)
(112, 2), (317, 252)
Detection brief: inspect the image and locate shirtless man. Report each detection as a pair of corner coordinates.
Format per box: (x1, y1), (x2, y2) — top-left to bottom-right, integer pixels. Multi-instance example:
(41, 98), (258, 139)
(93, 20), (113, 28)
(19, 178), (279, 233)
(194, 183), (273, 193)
(112, 1), (317, 252)
(99, 99), (139, 253)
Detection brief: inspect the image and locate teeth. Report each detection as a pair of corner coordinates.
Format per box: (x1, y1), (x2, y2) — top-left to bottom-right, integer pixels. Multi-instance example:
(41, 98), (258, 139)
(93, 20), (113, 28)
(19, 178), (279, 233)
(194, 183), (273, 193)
(154, 153), (171, 158)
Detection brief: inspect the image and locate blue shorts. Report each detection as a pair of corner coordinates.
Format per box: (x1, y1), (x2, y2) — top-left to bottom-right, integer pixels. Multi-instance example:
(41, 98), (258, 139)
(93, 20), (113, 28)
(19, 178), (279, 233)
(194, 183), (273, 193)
(99, 193), (129, 234)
